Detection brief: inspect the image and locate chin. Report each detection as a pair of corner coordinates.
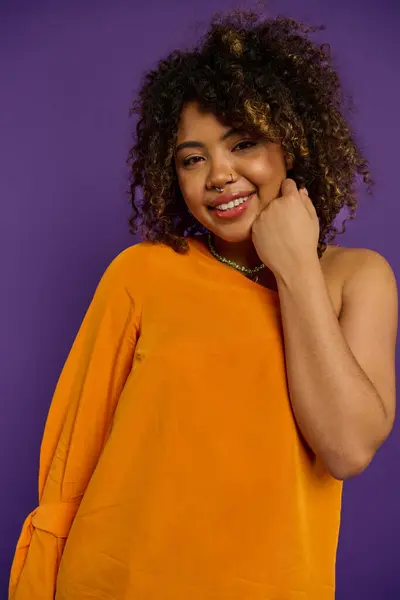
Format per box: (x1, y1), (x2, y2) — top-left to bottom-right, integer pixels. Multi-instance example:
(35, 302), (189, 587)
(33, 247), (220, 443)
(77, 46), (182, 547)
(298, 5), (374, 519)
(209, 225), (253, 244)
(212, 211), (258, 241)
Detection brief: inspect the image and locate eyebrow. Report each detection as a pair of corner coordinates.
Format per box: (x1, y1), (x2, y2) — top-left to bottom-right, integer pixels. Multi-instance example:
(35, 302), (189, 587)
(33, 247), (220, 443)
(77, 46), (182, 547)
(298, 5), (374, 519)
(174, 127), (244, 154)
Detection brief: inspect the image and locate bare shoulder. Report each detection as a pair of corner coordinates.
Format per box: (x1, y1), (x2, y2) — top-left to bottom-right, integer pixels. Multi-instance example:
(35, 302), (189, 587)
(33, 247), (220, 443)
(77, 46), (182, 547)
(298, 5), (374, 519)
(327, 245), (398, 322)
(328, 244), (398, 430)
(321, 244), (398, 319)
(326, 244), (397, 289)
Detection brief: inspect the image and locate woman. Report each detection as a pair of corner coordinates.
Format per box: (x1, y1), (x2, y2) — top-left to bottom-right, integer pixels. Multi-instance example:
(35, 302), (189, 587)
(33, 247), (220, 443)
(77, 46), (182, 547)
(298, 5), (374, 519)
(10, 8), (397, 600)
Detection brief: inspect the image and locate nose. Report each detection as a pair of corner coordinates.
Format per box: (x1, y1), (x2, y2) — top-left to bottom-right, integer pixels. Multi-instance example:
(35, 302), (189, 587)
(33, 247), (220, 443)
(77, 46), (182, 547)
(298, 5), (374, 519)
(206, 171), (234, 191)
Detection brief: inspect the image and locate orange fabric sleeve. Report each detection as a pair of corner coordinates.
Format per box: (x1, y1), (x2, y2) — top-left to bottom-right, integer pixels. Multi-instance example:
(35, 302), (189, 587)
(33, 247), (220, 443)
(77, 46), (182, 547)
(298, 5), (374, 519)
(9, 250), (140, 600)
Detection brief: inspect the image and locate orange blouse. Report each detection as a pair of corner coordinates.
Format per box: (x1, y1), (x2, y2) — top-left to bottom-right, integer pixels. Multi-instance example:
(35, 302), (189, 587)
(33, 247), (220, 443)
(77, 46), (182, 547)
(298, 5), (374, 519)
(10, 237), (343, 600)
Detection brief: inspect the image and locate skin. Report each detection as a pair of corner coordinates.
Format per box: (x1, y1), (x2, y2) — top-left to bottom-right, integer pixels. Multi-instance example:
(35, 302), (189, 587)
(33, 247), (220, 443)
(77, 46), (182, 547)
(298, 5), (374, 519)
(174, 101), (294, 271)
(173, 101), (397, 478)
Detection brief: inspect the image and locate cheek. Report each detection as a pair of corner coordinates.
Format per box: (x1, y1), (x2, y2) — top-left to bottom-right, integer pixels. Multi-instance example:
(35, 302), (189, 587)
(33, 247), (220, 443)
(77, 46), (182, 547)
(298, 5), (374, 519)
(244, 152), (287, 186)
(178, 173), (203, 206)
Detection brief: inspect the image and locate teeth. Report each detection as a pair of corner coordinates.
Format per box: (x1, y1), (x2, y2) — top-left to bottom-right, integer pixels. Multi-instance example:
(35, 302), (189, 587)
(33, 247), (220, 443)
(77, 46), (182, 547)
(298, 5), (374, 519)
(216, 194), (251, 211)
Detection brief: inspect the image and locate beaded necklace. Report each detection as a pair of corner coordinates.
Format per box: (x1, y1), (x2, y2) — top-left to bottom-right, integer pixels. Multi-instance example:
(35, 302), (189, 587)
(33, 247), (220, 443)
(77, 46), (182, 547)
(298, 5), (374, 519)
(206, 232), (266, 283)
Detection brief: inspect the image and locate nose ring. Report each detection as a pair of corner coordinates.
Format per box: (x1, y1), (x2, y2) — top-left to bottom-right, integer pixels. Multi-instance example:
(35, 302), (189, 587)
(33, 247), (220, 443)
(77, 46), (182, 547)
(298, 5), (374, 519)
(212, 174), (233, 193)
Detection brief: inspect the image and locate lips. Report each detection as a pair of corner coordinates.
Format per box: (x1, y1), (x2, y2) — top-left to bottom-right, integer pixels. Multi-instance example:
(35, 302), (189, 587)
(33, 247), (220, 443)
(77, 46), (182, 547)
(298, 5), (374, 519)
(208, 191), (256, 208)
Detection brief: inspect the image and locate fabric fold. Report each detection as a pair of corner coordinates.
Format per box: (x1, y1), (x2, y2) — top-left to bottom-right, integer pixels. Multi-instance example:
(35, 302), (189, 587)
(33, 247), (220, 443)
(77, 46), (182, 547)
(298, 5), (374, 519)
(9, 246), (143, 600)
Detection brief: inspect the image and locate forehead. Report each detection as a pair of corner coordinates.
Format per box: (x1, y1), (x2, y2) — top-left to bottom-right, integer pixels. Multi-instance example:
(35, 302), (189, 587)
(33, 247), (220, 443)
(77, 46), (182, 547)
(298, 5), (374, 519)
(176, 102), (227, 141)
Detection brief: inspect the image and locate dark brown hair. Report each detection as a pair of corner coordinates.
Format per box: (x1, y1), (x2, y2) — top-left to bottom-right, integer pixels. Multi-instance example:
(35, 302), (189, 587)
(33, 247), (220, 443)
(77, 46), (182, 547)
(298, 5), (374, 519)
(126, 6), (373, 259)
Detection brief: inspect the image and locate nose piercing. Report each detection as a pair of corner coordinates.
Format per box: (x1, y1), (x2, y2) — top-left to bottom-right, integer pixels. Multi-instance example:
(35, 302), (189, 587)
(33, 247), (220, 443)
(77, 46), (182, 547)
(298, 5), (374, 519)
(212, 174), (233, 193)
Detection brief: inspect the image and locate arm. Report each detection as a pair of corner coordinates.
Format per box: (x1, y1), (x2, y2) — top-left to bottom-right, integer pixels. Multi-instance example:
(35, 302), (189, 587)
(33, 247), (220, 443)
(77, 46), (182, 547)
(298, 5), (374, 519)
(9, 248), (142, 600)
(275, 249), (398, 480)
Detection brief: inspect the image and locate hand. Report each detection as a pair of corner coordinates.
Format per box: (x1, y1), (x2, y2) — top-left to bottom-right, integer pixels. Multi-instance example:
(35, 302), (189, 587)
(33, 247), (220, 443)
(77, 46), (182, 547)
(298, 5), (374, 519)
(251, 178), (320, 280)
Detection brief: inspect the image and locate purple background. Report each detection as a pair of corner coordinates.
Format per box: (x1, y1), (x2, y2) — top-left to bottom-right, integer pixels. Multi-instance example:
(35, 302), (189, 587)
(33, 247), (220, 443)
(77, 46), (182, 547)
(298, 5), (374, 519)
(1, 0), (399, 597)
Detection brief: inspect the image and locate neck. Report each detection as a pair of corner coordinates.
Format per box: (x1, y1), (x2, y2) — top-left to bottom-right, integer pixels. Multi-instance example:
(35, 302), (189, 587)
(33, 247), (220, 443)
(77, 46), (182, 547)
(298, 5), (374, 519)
(211, 235), (262, 270)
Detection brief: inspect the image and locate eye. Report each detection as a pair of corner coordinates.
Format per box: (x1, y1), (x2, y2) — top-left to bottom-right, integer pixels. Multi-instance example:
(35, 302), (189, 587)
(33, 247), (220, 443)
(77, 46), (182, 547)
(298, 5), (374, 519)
(233, 140), (257, 151)
(182, 155), (204, 167)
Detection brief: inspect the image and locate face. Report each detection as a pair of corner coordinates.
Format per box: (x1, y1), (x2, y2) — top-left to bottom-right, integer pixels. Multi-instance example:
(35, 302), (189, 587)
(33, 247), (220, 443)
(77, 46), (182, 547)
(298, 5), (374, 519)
(174, 101), (291, 244)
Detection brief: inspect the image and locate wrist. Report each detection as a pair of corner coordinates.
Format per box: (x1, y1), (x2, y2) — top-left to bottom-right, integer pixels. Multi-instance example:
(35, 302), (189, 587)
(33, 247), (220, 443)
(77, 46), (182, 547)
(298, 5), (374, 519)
(275, 255), (323, 291)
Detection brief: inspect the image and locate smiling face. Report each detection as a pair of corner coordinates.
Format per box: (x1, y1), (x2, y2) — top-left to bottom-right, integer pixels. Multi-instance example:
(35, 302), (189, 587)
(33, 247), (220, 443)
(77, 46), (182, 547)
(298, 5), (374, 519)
(174, 101), (291, 245)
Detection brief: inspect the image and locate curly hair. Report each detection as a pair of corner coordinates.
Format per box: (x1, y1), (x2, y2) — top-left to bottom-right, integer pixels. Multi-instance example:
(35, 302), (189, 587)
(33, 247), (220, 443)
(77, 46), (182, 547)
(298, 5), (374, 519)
(126, 5), (374, 259)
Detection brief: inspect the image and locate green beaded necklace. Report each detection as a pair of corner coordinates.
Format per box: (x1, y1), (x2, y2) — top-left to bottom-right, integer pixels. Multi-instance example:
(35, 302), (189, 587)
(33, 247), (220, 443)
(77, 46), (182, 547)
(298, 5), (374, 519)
(207, 232), (266, 283)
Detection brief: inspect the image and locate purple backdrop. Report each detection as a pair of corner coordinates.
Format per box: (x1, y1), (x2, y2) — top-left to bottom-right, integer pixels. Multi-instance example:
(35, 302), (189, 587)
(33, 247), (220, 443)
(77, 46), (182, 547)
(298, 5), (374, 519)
(1, 0), (399, 597)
